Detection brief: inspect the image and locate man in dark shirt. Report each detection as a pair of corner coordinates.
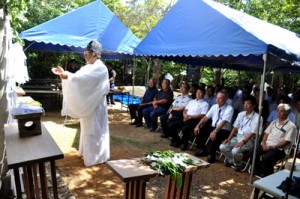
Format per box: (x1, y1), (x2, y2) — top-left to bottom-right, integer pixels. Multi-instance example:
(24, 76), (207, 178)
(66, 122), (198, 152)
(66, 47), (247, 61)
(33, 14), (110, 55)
(143, 79), (174, 132)
(129, 78), (158, 127)
(106, 62), (116, 105)
(67, 59), (79, 73)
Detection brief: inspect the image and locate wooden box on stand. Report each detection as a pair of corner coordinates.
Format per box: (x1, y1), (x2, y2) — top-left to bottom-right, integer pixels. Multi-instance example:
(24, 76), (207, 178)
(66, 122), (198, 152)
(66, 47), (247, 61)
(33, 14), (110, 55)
(11, 112), (44, 137)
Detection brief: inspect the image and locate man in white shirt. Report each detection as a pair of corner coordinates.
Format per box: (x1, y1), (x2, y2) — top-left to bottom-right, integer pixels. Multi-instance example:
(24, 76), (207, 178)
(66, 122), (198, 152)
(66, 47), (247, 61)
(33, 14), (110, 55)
(160, 83), (191, 138)
(169, 87), (209, 150)
(220, 96), (260, 171)
(194, 90), (234, 163)
(252, 103), (297, 177)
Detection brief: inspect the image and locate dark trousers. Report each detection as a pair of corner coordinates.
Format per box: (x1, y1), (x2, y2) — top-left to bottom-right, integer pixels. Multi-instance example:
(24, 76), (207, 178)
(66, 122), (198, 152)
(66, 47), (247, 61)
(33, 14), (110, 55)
(106, 93), (114, 104)
(251, 145), (286, 176)
(128, 104), (148, 125)
(143, 106), (167, 130)
(206, 128), (230, 158)
(195, 124), (212, 151)
(180, 119), (200, 145)
(167, 118), (183, 142)
(160, 113), (169, 135)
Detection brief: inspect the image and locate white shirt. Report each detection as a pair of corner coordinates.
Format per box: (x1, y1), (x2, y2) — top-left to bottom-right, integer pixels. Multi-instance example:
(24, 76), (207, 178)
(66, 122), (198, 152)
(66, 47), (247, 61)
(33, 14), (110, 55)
(172, 94), (191, 108)
(206, 103), (234, 131)
(265, 119), (297, 152)
(185, 99), (209, 116)
(233, 111), (261, 142)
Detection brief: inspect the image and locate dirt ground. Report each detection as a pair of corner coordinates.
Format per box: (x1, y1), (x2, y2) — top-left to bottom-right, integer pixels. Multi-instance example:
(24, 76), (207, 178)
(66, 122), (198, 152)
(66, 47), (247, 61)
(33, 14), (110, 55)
(41, 102), (256, 199)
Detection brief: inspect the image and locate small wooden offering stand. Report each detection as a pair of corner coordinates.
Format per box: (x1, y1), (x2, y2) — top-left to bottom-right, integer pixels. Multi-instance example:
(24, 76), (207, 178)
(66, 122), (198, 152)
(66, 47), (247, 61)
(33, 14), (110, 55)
(11, 112), (44, 137)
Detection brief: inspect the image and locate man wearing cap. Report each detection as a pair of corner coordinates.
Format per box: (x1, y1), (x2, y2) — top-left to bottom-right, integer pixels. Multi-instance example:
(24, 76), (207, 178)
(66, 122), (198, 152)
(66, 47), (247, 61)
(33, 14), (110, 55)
(51, 40), (110, 167)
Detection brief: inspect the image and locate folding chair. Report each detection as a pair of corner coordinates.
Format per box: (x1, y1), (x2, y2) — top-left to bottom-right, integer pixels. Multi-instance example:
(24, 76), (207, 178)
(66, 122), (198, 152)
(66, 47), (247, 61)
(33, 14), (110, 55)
(278, 130), (300, 171)
(155, 105), (173, 132)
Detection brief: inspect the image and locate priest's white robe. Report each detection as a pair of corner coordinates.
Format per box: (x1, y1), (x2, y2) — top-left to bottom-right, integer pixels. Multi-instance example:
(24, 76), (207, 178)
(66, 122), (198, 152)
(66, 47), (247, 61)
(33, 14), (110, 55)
(61, 59), (110, 167)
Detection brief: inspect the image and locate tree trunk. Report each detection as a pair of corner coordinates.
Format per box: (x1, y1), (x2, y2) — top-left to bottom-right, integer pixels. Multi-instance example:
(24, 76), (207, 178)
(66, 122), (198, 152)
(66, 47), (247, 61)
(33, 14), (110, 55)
(237, 71), (241, 86)
(0, 7), (8, 178)
(278, 72), (284, 88)
(153, 59), (161, 88)
(214, 68), (221, 85)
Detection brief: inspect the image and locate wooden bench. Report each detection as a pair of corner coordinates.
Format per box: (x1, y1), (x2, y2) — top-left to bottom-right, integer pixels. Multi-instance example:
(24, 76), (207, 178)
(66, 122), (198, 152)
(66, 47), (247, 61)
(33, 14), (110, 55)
(20, 79), (62, 105)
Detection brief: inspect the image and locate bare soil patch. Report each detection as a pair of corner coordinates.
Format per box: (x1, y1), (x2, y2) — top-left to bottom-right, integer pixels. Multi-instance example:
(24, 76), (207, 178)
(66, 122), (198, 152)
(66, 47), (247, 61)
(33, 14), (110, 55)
(42, 102), (255, 199)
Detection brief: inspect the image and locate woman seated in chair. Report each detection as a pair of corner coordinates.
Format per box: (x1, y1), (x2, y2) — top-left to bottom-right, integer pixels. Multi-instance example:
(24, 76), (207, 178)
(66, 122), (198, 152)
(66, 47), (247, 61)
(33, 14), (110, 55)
(220, 96), (260, 171)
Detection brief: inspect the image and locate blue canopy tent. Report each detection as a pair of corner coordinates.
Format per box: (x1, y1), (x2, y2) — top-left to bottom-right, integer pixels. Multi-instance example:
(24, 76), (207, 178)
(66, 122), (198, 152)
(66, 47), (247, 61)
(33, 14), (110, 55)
(19, 0), (140, 59)
(134, 0), (300, 72)
(134, 0), (300, 186)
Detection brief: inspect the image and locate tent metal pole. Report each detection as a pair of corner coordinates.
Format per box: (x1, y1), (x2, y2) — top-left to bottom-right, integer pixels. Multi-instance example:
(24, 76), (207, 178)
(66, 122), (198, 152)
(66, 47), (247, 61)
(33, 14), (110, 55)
(249, 53), (267, 185)
(132, 55), (136, 104)
(284, 130), (300, 199)
(23, 41), (35, 52)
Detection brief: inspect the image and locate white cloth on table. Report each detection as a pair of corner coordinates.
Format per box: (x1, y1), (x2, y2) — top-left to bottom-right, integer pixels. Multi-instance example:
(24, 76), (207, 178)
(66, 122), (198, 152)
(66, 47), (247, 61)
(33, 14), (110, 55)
(61, 59), (110, 167)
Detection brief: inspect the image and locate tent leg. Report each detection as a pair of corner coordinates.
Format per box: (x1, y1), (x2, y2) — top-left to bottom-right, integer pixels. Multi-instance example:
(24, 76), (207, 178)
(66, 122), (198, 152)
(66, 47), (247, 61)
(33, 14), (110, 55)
(249, 54), (267, 185)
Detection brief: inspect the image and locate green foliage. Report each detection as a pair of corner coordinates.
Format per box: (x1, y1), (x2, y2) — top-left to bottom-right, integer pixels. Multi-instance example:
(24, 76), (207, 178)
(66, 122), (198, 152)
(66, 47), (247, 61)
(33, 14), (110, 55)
(142, 150), (203, 188)
(7, 0), (300, 90)
(200, 67), (215, 86)
(18, 0), (94, 33)
(3, 0), (29, 38)
(117, 0), (175, 39)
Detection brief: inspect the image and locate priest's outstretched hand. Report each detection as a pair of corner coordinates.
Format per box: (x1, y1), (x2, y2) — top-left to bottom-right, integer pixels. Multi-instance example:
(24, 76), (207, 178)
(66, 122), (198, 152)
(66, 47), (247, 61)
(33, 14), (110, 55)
(51, 66), (68, 79)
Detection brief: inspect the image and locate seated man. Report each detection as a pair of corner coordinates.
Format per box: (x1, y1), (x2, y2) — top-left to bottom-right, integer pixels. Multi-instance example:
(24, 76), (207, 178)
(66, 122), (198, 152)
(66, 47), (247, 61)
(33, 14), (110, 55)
(143, 79), (174, 132)
(220, 96), (261, 171)
(204, 85), (216, 109)
(291, 97), (300, 129)
(266, 95), (295, 127)
(251, 103), (297, 177)
(169, 87), (209, 150)
(128, 78), (158, 127)
(194, 90), (234, 163)
(160, 83), (191, 138)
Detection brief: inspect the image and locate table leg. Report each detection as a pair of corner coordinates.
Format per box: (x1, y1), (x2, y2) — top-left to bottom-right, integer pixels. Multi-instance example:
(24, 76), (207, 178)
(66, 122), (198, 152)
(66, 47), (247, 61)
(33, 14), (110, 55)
(50, 160), (59, 199)
(121, 93), (124, 111)
(164, 175), (178, 199)
(125, 179), (147, 199)
(39, 162), (48, 199)
(23, 166), (31, 198)
(13, 168), (22, 199)
(253, 187), (260, 199)
(164, 172), (193, 199)
(127, 93), (129, 112)
(26, 165), (35, 199)
(182, 172), (193, 199)
(32, 165), (40, 199)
